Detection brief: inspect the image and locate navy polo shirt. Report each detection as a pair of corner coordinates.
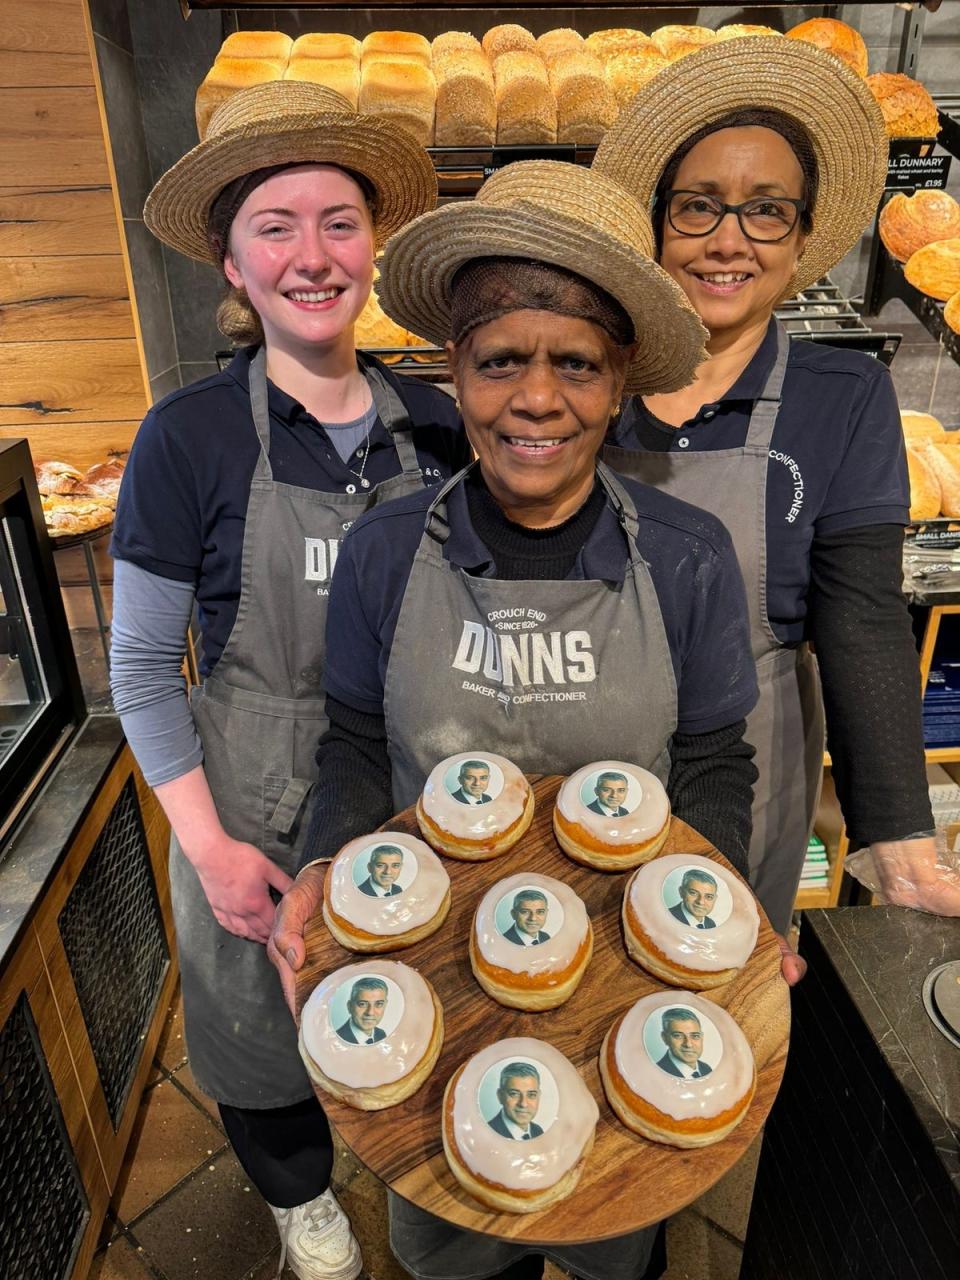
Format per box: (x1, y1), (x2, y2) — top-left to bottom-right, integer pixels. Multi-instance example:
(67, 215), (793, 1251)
(608, 320), (909, 644)
(112, 346), (469, 675)
(324, 472), (759, 736)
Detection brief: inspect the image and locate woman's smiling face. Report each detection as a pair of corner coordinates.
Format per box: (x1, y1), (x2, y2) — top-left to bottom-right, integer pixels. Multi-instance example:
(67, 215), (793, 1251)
(659, 126), (808, 341)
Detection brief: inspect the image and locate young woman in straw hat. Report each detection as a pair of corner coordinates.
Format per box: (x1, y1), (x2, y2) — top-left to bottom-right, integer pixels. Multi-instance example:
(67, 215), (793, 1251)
(593, 36), (960, 932)
(109, 81), (470, 1280)
(269, 158), (761, 1280)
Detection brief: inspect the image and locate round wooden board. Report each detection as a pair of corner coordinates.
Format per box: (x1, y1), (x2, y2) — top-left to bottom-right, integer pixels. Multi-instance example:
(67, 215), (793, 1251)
(295, 775), (789, 1245)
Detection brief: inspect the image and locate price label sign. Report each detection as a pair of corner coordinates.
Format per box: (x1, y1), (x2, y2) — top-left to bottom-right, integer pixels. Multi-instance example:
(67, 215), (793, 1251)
(885, 151), (952, 190)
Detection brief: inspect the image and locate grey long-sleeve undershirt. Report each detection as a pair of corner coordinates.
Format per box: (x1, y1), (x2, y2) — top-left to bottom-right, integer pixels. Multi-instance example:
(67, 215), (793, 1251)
(109, 558), (203, 787)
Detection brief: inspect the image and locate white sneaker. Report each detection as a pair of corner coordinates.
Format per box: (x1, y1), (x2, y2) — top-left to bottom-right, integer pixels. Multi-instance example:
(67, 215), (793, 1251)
(270, 1189), (363, 1280)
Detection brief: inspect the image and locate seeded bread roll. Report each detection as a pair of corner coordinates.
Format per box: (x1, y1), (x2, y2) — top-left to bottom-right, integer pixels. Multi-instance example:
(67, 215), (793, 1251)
(291, 33), (361, 63)
(432, 31), (483, 63)
(434, 50), (496, 146)
(786, 17), (868, 78)
(904, 238), (960, 302)
(714, 24), (781, 41)
(361, 31), (431, 65)
(879, 191), (960, 264)
(548, 51), (617, 144)
(284, 57), (360, 110)
(651, 25), (717, 62)
(605, 47), (671, 109)
(195, 57), (287, 138)
(494, 51), (557, 144)
(867, 72), (939, 138)
(218, 31), (293, 62)
(585, 29), (650, 62)
(482, 24), (537, 61)
(359, 60), (436, 145)
(537, 29), (584, 65)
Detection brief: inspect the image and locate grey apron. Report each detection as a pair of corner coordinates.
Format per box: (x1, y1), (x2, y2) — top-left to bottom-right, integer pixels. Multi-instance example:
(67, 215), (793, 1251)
(172, 347), (427, 1108)
(604, 321), (825, 933)
(382, 462), (675, 1280)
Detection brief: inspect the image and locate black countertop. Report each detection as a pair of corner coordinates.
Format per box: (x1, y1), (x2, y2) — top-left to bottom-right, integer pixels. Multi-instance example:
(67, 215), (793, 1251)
(803, 906), (960, 1194)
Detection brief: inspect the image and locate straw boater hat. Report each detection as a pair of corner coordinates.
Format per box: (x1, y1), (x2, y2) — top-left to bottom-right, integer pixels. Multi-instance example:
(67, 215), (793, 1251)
(144, 80), (437, 263)
(593, 36), (888, 298)
(377, 161), (708, 396)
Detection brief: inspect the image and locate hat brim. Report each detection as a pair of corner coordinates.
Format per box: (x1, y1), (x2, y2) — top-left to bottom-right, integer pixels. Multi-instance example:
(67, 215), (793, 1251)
(377, 201), (707, 395)
(144, 108), (437, 263)
(593, 36), (888, 296)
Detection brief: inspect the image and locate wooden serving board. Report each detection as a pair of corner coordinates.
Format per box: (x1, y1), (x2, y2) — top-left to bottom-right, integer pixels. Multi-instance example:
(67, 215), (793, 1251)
(296, 775), (789, 1245)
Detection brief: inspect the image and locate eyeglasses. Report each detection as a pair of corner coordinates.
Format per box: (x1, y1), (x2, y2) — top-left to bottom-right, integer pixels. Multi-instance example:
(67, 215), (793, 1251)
(665, 190), (805, 243)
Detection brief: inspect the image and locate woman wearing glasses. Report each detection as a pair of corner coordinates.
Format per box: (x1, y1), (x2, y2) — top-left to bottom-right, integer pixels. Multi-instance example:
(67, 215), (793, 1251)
(595, 36), (960, 930)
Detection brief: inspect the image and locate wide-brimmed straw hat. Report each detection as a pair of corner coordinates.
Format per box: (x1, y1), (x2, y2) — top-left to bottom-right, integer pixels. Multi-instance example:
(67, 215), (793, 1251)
(144, 80), (437, 263)
(377, 161), (707, 395)
(593, 36), (888, 297)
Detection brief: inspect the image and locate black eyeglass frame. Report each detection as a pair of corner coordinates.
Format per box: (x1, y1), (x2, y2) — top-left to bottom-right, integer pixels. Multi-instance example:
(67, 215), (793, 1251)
(664, 190), (805, 243)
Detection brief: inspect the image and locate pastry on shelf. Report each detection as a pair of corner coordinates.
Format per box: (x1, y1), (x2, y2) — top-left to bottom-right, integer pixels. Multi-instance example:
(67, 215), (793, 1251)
(906, 445), (941, 521)
(553, 760), (670, 870)
(714, 25), (781, 42)
(786, 17), (868, 77)
(921, 443), (960, 518)
(879, 191), (960, 264)
(651, 25), (717, 62)
(901, 408), (946, 442)
(604, 47), (671, 110)
(431, 32), (483, 63)
(355, 287), (408, 362)
(584, 29), (650, 62)
(417, 751), (534, 860)
(284, 57), (360, 110)
(866, 72), (939, 138)
(945, 289), (960, 335)
(904, 237), (960, 301)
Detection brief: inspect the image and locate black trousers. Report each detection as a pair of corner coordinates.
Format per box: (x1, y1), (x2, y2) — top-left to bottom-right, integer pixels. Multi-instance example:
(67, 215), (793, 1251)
(218, 1094), (334, 1209)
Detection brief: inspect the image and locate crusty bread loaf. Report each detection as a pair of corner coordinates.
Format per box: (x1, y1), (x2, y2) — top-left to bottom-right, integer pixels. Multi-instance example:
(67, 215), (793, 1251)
(363, 51), (433, 70)
(432, 31), (483, 63)
(355, 288), (408, 362)
(879, 191), (960, 264)
(714, 24), (781, 41)
(786, 18), (868, 77)
(291, 33), (360, 63)
(548, 50), (617, 144)
(605, 46), (671, 109)
(361, 31), (431, 64)
(651, 25), (717, 62)
(945, 290), (960, 336)
(904, 238), (960, 302)
(359, 60), (436, 145)
(906, 444), (942, 520)
(482, 24), (536, 61)
(218, 31), (293, 62)
(902, 409), (946, 442)
(866, 72), (939, 138)
(537, 28), (584, 65)
(494, 51), (557, 144)
(195, 57), (287, 138)
(585, 29), (650, 62)
(284, 57), (360, 110)
(924, 443), (960, 516)
(434, 50), (496, 146)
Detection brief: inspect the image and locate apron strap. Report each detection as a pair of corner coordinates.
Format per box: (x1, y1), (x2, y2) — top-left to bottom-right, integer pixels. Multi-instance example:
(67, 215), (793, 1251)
(744, 320), (790, 450)
(248, 346), (274, 482)
(420, 461), (476, 560)
(358, 352), (423, 477)
(594, 460), (643, 545)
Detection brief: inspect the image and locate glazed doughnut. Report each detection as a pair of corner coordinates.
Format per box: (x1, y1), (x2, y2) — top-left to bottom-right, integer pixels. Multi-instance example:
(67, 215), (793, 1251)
(470, 872), (593, 1010)
(600, 991), (755, 1148)
(623, 854), (759, 989)
(417, 751), (534, 860)
(299, 960), (443, 1110)
(553, 761), (670, 870)
(442, 1037), (598, 1212)
(323, 831), (451, 952)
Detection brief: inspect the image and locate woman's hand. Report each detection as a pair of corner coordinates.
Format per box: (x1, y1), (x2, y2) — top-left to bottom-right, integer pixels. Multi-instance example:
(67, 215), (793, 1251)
(775, 931), (807, 985)
(190, 832), (293, 943)
(267, 863), (327, 1017)
(870, 837), (960, 916)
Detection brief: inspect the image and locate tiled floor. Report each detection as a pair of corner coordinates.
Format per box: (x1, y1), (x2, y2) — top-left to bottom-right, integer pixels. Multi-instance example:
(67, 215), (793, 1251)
(87, 987), (758, 1280)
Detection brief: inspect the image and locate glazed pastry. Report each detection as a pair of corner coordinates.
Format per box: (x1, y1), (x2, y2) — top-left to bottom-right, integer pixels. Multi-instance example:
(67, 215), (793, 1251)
(442, 1037), (598, 1212)
(904, 237), (960, 302)
(417, 752), (534, 860)
(323, 831), (451, 952)
(622, 854), (759, 989)
(299, 960), (443, 1110)
(553, 761), (670, 870)
(600, 991), (756, 1148)
(470, 872), (593, 1010)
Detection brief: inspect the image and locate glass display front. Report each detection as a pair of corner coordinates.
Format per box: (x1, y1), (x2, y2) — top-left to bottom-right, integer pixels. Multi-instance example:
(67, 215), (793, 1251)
(0, 519), (50, 762)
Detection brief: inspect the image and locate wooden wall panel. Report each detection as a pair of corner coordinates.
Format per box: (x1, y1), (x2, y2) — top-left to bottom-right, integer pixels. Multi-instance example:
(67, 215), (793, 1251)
(0, 256), (135, 341)
(0, 340), (144, 425)
(0, 187), (121, 257)
(0, 421), (138, 467)
(0, 0), (92, 88)
(0, 87), (110, 190)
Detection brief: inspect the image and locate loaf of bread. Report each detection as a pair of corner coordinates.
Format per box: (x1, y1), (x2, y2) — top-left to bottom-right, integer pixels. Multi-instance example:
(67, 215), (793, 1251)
(482, 24), (536, 61)
(651, 25), (717, 62)
(945, 290), (960, 336)
(585, 29), (650, 61)
(290, 33), (360, 62)
(924, 443), (960, 516)
(786, 18), (868, 77)
(434, 50), (496, 146)
(714, 24), (781, 41)
(494, 51), (557, 144)
(866, 72), (939, 138)
(195, 57), (287, 137)
(605, 47), (671, 109)
(904, 238), (960, 302)
(902, 409), (946, 442)
(548, 50), (617, 145)
(355, 288), (408, 363)
(906, 445), (942, 520)
(879, 191), (960, 264)
(432, 31), (483, 63)
(218, 31), (293, 62)
(361, 31), (431, 65)
(359, 61), (436, 145)
(284, 57), (360, 110)
(537, 29), (584, 65)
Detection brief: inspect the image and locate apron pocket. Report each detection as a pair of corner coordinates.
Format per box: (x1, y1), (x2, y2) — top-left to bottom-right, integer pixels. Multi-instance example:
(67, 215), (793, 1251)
(263, 774), (314, 856)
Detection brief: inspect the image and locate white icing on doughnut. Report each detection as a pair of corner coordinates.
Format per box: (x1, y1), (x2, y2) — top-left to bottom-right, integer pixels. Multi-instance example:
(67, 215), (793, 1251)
(421, 752), (530, 841)
(328, 831), (449, 936)
(452, 1038), (598, 1191)
(301, 961), (436, 1089)
(613, 992), (754, 1121)
(627, 854), (759, 972)
(556, 761), (669, 847)
(474, 873), (589, 976)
